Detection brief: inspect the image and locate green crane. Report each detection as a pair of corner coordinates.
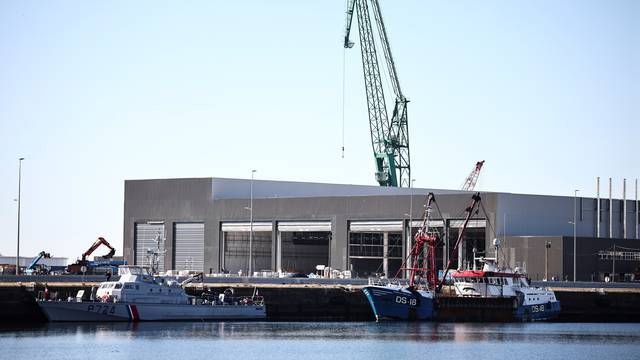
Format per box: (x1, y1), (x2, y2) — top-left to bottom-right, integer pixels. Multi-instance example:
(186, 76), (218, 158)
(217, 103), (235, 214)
(344, 0), (411, 187)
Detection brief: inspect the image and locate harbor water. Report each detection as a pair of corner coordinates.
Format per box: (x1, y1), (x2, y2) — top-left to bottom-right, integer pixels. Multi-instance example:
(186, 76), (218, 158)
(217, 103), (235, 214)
(2, 322), (640, 360)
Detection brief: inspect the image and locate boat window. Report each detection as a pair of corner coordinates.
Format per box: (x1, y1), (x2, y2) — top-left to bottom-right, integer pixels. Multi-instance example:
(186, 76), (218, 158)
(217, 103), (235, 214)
(115, 283), (123, 289)
(135, 285), (139, 290)
(124, 284), (133, 289)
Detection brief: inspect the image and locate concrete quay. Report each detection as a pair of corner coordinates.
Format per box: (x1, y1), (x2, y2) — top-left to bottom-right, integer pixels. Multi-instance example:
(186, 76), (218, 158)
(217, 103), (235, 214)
(1, 277), (639, 323)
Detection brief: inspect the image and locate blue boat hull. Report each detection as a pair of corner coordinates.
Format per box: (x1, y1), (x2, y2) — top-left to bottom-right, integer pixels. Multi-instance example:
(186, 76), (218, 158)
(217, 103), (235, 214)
(514, 300), (561, 321)
(362, 286), (434, 321)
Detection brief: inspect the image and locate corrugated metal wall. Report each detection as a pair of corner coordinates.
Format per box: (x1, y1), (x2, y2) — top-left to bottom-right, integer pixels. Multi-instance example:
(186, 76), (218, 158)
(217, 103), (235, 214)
(135, 223), (165, 272)
(174, 223), (204, 271)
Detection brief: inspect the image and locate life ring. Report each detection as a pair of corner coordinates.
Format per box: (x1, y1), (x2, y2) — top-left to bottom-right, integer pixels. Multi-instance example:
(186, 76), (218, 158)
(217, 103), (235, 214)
(101, 294), (110, 303)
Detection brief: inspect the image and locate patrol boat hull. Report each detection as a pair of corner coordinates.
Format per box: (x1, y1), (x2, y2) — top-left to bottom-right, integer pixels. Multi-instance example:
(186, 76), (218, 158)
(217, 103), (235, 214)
(38, 301), (266, 322)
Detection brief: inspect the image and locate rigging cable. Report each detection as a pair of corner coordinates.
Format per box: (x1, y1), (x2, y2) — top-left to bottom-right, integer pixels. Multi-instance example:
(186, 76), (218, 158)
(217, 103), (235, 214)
(341, 0), (348, 159)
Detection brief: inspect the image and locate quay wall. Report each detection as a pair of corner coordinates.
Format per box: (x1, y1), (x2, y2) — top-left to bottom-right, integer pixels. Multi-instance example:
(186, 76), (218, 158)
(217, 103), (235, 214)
(1, 279), (640, 323)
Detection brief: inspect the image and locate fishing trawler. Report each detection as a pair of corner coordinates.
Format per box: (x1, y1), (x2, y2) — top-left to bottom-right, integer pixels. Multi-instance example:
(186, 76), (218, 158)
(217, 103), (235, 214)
(362, 193), (439, 321)
(363, 192), (561, 322)
(38, 266), (266, 322)
(451, 242), (560, 321)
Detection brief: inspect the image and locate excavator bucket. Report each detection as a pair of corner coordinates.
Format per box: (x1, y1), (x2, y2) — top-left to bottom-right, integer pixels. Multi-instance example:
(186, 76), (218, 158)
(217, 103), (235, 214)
(102, 248), (116, 259)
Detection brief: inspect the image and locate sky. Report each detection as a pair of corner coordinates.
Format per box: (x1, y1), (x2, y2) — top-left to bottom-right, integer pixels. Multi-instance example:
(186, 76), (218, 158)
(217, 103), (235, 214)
(0, 0), (638, 261)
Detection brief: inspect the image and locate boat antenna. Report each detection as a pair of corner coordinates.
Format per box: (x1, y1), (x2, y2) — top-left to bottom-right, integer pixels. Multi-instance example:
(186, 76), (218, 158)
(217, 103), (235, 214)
(493, 238), (501, 270)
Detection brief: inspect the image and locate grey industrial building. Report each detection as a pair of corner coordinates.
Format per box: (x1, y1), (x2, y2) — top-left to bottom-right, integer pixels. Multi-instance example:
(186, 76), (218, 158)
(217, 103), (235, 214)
(123, 177), (640, 282)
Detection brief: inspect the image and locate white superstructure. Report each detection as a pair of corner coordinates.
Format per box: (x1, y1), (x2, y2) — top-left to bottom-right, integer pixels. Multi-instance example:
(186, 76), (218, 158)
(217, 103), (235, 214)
(452, 259), (558, 306)
(38, 265), (266, 322)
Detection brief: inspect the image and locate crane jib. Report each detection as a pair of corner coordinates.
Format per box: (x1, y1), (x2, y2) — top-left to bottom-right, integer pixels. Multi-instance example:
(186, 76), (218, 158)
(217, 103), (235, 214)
(343, 0), (411, 188)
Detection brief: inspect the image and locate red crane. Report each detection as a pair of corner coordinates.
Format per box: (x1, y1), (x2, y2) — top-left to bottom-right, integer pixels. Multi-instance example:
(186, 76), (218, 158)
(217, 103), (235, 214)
(80, 237), (115, 261)
(461, 160), (485, 191)
(66, 237), (116, 274)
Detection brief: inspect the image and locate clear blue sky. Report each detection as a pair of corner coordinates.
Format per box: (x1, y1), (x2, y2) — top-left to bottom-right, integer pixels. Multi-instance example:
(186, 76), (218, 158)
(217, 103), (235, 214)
(0, 1), (638, 260)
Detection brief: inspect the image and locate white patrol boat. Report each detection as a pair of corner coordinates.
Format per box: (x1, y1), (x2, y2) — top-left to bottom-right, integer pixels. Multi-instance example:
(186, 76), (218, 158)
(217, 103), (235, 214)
(451, 258), (560, 321)
(38, 266), (266, 322)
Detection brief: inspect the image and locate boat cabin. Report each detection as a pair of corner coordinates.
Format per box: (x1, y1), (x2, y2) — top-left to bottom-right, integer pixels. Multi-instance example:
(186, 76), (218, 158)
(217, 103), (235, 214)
(95, 266), (190, 304)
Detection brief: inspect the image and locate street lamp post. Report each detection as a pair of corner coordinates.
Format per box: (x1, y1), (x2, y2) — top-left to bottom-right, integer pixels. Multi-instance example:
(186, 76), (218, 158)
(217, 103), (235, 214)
(545, 241), (551, 281)
(573, 189), (579, 282)
(612, 244), (616, 282)
(248, 170), (256, 276)
(16, 157), (24, 275)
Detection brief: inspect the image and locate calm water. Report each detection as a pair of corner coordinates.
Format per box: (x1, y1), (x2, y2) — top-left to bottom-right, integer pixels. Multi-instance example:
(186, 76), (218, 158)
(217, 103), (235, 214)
(2, 322), (640, 360)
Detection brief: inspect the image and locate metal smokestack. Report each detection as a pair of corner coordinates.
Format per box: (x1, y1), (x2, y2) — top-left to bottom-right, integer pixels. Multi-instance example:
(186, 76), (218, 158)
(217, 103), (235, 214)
(596, 177), (600, 238)
(623, 178), (627, 239)
(636, 179), (640, 239)
(609, 178), (613, 238)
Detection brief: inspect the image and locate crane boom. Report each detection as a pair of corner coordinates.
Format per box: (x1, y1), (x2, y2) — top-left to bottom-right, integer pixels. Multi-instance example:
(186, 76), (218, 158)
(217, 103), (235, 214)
(27, 251), (51, 270)
(344, 0), (411, 187)
(436, 193), (482, 293)
(461, 160), (485, 191)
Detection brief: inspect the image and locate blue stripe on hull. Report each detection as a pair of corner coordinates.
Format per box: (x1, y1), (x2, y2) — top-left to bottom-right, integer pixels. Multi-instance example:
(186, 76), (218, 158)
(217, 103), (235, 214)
(514, 301), (561, 322)
(362, 286), (434, 321)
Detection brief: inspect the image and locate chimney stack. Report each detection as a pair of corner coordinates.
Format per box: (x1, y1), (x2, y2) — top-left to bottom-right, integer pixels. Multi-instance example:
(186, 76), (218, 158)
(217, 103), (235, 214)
(609, 178), (613, 238)
(623, 179), (627, 239)
(596, 177), (600, 238)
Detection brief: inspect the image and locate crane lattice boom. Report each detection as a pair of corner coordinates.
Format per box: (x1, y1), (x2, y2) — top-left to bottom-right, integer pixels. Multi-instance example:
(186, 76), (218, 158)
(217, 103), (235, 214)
(344, 0), (411, 187)
(461, 160), (485, 191)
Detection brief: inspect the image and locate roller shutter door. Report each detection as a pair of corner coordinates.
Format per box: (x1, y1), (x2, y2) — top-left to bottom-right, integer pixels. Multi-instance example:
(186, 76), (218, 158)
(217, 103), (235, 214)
(174, 223), (204, 271)
(135, 222), (165, 272)
(221, 222), (273, 232)
(349, 221), (403, 232)
(448, 219), (487, 228)
(277, 221), (331, 232)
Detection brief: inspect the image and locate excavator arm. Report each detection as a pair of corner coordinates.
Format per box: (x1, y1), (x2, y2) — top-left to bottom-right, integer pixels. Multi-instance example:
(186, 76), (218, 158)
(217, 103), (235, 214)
(82, 237), (116, 261)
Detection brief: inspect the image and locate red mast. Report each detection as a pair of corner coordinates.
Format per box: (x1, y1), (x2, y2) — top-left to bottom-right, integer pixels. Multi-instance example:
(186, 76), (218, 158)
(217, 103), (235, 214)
(406, 193), (439, 289)
(436, 193), (482, 293)
(403, 192), (483, 292)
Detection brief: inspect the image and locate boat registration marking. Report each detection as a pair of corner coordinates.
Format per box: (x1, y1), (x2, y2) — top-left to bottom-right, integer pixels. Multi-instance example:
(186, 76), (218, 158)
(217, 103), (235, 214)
(87, 304), (116, 315)
(530, 304), (545, 313)
(395, 296), (417, 306)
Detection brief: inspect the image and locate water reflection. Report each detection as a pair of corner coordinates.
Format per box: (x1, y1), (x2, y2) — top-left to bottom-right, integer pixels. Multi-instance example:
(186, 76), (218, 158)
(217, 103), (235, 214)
(2, 322), (640, 360)
(3, 322), (640, 345)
